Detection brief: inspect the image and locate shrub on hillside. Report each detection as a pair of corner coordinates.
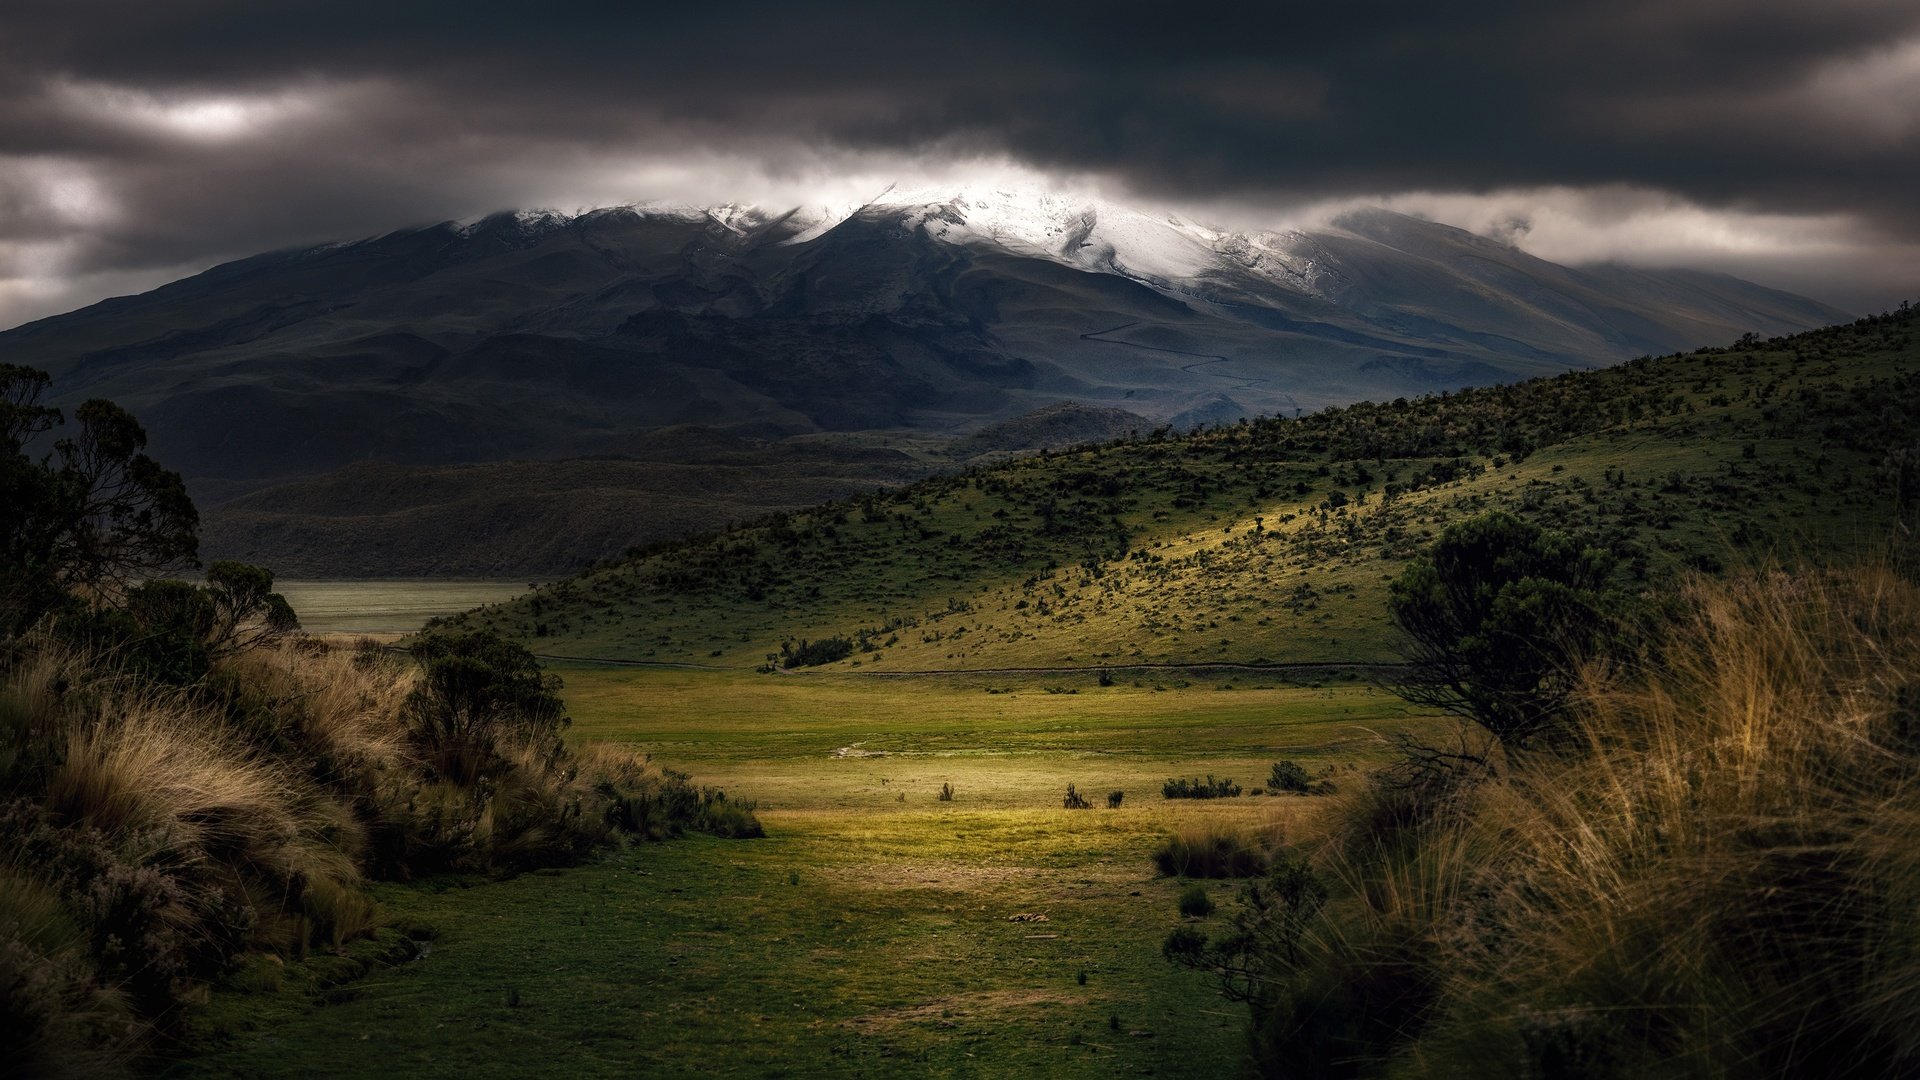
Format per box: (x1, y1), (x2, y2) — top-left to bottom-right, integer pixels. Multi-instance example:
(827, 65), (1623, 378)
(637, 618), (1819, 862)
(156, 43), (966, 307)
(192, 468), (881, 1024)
(779, 636), (852, 668)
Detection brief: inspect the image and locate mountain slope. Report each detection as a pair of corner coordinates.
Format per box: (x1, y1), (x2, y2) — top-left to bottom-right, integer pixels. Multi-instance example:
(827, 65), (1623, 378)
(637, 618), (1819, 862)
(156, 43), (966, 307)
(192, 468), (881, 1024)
(438, 310), (1920, 668)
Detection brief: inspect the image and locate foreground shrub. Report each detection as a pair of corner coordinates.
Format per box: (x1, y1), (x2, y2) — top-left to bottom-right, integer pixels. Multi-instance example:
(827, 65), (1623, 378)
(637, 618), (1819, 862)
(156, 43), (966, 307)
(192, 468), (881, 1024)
(1184, 563), (1920, 1078)
(405, 629), (568, 785)
(1, 369), (761, 1069)
(1152, 824), (1268, 878)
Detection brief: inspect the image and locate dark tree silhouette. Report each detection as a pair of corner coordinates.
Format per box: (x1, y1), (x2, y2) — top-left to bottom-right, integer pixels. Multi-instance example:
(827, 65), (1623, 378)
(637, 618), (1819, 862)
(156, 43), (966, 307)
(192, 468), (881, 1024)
(1388, 511), (1616, 748)
(2, 364), (198, 636)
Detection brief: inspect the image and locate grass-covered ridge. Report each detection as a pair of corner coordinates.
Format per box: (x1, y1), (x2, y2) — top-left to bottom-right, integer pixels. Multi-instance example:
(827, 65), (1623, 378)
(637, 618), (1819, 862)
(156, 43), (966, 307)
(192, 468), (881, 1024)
(450, 309), (1920, 668)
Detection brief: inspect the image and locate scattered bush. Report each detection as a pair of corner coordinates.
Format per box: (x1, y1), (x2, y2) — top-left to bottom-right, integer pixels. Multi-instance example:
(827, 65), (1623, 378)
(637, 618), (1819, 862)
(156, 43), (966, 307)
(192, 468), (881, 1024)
(1163, 775), (1242, 799)
(1266, 759), (1335, 796)
(1178, 884), (1215, 918)
(1063, 783), (1091, 809)
(1152, 824), (1267, 878)
(405, 629), (567, 785)
(1266, 760), (1313, 794)
(1107, 789), (1125, 809)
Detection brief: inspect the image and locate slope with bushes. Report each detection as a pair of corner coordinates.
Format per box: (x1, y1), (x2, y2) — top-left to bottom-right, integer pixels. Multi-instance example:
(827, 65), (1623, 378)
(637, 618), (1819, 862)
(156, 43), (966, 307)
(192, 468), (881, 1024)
(449, 308), (1920, 669)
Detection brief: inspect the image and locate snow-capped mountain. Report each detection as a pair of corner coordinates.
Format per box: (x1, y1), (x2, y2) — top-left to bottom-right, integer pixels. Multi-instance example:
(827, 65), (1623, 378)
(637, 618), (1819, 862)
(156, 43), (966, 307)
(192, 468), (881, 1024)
(485, 185), (1334, 300)
(0, 187), (1848, 495)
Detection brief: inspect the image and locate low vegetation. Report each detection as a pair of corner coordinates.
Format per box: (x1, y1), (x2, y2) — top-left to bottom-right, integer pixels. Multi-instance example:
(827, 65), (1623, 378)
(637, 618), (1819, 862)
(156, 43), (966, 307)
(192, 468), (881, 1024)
(1169, 559), (1920, 1077)
(0, 366), (755, 1075)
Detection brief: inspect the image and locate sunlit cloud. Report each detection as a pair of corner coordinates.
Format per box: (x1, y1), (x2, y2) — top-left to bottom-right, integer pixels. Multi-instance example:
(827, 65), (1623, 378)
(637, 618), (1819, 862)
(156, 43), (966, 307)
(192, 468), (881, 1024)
(49, 78), (335, 144)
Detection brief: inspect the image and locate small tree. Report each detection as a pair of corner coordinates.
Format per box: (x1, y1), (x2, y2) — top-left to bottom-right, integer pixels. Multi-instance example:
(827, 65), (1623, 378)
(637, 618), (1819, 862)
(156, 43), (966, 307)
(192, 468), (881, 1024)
(1388, 511), (1615, 748)
(108, 562), (298, 683)
(2, 364), (197, 637)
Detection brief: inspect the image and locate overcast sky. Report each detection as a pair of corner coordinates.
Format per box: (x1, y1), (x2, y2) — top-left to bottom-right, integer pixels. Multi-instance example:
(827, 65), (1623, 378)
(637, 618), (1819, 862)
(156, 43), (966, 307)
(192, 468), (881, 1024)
(3, 0), (1918, 329)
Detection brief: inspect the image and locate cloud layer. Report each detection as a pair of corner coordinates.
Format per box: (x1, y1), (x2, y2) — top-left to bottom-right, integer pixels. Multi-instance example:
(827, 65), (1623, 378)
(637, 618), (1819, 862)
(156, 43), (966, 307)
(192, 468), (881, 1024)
(4, 0), (1918, 327)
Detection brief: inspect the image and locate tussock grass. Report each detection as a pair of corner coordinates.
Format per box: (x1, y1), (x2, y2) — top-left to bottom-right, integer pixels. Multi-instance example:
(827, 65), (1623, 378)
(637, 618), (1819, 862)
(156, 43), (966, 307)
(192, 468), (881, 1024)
(1153, 822), (1268, 878)
(1256, 562), (1920, 1077)
(1, 630), (754, 1071)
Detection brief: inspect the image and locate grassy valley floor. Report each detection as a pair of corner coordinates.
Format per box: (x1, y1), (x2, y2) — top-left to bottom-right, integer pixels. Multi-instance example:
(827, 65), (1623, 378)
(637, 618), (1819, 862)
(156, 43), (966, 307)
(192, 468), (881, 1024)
(176, 669), (1432, 1078)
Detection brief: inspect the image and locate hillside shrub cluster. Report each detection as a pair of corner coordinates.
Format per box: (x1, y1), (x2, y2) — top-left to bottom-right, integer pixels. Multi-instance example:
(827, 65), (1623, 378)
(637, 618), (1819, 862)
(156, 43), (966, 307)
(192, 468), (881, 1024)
(778, 635), (852, 669)
(1171, 561), (1920, 1078)
(0, 365), (757, 1075)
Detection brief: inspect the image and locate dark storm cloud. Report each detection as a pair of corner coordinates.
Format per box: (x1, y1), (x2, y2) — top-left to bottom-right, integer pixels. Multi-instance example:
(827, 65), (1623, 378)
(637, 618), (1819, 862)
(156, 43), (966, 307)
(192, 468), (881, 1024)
(2, 0), (1918, 324)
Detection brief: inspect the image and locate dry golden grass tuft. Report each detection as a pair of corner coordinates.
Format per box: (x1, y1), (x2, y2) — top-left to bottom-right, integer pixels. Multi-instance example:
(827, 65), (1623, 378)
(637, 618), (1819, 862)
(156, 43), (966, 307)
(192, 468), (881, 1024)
(2, 628), (741, 1070)
(1256, 561), (1920, 1077)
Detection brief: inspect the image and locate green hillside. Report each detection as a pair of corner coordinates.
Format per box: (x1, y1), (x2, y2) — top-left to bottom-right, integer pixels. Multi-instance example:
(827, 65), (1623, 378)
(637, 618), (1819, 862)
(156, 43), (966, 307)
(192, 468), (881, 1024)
(446, 308), (1919, 669)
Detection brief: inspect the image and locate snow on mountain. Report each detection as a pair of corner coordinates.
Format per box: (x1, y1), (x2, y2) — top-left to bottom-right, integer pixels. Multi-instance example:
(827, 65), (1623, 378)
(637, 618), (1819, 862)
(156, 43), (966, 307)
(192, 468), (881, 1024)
(812, 182), (1330, 298)
(431, 187), (1333, 298)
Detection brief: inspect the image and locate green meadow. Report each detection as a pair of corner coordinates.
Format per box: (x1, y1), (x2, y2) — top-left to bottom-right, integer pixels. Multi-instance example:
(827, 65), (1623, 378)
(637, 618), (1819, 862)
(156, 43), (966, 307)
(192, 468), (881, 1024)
(179, 666), (1435, 1078)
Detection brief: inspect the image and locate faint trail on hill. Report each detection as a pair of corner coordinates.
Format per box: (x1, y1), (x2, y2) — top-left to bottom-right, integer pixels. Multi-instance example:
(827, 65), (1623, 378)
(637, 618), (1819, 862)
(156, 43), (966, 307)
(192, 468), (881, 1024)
(1079, 320), (1273, 393)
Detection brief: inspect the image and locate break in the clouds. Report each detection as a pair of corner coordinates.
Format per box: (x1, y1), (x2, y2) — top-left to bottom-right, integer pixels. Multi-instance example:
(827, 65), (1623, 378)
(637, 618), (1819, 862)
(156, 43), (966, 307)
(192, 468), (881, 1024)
(2, 0), (1918, 329)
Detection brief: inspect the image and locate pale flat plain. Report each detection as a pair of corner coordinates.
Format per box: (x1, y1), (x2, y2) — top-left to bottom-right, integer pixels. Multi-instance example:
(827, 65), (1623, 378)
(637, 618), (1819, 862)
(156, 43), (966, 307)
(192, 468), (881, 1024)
(276, 579), (530, 635)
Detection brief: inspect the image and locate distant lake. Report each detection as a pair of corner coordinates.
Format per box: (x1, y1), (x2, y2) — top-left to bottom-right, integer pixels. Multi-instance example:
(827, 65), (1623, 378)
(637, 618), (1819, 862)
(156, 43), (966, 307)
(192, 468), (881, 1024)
(276, 580), (530, 635)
